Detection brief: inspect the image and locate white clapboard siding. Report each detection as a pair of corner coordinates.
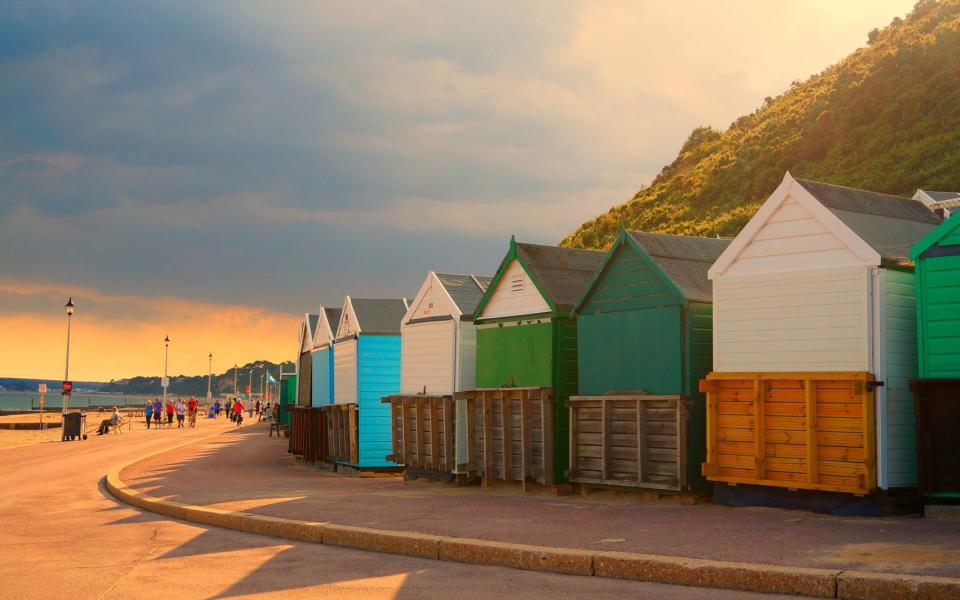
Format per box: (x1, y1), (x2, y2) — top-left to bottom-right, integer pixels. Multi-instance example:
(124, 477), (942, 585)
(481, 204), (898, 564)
(714, 267), (870, 372)
(457, 321), (478, 391)
(478, 259), (550, 319)
(879, 268), (919, 488)
(400, 319), (456, 395)
(333, 338), (357, 404)
(407, 280), (456, 321)
(725, 196), (865, 277)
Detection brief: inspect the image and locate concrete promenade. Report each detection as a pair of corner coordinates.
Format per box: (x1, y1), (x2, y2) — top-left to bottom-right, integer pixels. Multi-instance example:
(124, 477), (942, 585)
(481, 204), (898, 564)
(120, 424), (960, 580)
(0, 417), (785, 599)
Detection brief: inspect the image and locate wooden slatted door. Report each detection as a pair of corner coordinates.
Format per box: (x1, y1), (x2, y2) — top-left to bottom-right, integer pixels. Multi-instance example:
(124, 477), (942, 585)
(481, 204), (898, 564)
(382, 395), (456, 472)
(701, 372), (876, 494)
(568, 394), (686, 491)
(319, 403), (358, 464)
(463, 387), (554, 488)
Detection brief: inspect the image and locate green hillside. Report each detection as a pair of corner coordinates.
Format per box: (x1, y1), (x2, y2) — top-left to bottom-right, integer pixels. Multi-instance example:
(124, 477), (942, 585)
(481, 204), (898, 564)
(562, 0), (960, 250)
(98, 360), (295, 397)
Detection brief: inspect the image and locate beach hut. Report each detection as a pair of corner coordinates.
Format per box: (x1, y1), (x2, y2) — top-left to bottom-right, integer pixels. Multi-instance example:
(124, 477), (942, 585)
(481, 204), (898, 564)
(472, 238), (604, 484)
(331, 296), (409, 468)
(310, 306), (342, 406)
(570, 230), (730, 492)
(296, 314), (319, 406)
(384, 272), (491, 473)
(702, 172), (939, 512)
(909, 212), (960, 500)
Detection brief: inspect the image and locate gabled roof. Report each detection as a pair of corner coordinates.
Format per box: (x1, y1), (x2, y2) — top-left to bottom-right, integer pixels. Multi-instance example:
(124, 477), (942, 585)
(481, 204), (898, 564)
(308, 314), (320, 336)
(919, 190), (960, 203)
(711, 173), (940, 277)
(311, 306), (342, 348)
(628, 232), (731, 303)
(349, 297), (409, 335)
(435, 272), (492, 318)
(794, 178), (940, 264)
(911, 210), (960, 260)
(475, 237), (604, 318)
(299, 313), (318, 354)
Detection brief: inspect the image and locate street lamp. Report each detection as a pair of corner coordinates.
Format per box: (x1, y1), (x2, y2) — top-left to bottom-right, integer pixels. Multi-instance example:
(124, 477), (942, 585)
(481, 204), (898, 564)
(61, 298), (75, 441)
(233, 363), (238, 396)
(162, 336), (170, 406)
(248, 369), (253, 399)
(207, 353), (213, 400)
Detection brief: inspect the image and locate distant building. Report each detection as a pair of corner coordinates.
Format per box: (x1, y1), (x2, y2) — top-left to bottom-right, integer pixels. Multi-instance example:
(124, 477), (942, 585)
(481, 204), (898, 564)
(914, 189), (960, 218)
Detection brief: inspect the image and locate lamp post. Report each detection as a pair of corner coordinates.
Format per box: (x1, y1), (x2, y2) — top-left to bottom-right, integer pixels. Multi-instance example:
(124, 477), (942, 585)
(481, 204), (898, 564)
(233, 363), (238, 396)
(162, 336), (170, 406)
(61, 298), (75, 441)
(207, 353), (213, 400)
(248, 369), (253, 400)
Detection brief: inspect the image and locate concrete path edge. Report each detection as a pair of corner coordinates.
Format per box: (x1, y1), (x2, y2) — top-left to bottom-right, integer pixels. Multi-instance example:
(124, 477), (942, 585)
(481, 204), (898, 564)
(103, 435), (960, 600)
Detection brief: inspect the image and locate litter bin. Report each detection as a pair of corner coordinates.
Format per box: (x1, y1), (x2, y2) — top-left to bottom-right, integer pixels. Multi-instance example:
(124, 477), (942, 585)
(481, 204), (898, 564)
(62, 412), (87, 441)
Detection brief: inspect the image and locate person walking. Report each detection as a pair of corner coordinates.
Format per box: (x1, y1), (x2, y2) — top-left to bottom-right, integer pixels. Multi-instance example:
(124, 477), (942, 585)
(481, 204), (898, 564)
(213, 399), (222, 418)
(232, 398), (245, 427)
(247, 399), (254, 419)
(152, 398), (162, 428)
(165, 398), (175, 426)
(144, 401), (153, 429)
(254, 398), (261, 416)
(187, 396), (199, 428)
(175, 397), (186, 428)
(96, 407), (120, 435)
(225, 398), (233, 421)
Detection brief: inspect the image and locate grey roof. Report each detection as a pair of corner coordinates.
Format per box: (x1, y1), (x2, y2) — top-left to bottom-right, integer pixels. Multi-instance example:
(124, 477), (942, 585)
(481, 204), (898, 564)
(322, 307), (342, 335)
(435, 273), (493, 318)
(921, 190), (960, 202)
(796, 178), (941, 264)
(627, 232), (731, 303)
(515, 243), (605, 312)
(350, 298), (408, 335)
(307, 314), (319, 337)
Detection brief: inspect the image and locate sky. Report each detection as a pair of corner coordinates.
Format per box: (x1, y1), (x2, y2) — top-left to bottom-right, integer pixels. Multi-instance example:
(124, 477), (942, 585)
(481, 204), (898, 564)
(0, 0), (915, 381)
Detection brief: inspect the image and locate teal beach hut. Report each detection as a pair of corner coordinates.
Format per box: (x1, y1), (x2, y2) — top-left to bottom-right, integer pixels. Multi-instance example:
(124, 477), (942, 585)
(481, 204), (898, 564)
(572, 230), (730, 491)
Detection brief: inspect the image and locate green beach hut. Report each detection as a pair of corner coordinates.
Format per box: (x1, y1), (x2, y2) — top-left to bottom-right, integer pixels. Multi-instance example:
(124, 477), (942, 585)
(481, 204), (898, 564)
(571, 230), (730, 492)
(473, 238), (604, 483)
(909, 210), (960, 499)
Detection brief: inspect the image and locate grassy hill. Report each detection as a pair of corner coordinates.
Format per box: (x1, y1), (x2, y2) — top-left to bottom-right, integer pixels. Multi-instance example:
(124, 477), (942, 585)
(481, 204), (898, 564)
(562, 0), (960, 250)
(97, 360), (295, 397)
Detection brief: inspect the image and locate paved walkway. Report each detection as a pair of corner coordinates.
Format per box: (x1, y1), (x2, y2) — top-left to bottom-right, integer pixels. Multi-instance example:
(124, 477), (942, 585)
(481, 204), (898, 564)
(121, 423), (960, 580)
(0, 416), (786, 599)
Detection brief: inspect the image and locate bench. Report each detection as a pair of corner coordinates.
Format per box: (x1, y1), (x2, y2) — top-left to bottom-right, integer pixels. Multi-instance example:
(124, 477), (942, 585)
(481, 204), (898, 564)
(269, 422), (289, 438)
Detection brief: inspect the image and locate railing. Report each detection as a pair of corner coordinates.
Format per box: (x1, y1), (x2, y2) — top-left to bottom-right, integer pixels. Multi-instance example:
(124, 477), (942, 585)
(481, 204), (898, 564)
(700, 372), (877, 495)
(382, 395), (456, 472)
(319, 403), (358, 464)
(460, 387), (554, 488)
(568, 393), (686, 491)
(288, 407), (328, 463)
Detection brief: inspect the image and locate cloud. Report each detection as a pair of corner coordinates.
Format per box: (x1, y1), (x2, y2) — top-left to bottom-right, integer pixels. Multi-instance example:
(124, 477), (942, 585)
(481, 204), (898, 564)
(0, 278), (298, 380)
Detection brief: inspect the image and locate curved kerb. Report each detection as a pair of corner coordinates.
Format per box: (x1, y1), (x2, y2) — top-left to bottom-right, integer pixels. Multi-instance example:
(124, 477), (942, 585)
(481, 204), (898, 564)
(104, 434), (959, 600)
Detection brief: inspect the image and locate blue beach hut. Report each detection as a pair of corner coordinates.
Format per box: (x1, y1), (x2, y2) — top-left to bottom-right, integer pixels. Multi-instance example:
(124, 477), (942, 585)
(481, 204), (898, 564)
(332, 296), (409, 468)
(310, 306), (341, 406)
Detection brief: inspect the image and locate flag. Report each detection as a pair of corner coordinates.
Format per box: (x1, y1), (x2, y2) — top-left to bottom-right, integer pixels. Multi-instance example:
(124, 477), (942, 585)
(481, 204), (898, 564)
(267, 372), (277, 384)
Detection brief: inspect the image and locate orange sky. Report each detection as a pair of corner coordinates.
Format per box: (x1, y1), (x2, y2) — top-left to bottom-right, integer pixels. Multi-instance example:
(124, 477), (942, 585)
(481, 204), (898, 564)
(0, 279), (298, 381)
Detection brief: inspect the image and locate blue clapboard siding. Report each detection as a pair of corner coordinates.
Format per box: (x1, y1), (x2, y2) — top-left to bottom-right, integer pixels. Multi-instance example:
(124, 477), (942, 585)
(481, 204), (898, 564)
(357, 334), (401, 467)
(311, 347), (334, 406)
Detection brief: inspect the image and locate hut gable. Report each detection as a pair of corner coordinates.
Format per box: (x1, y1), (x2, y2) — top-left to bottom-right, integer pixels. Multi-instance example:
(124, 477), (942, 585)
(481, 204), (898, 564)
(912, 209), (960, 260)
(406, 273), (458, 323)
(577, 230), (730, 314)
(337, 296), (409, 339)
(299, 314), (318, 354)
(312, 306), (342, 349)
(476, 237), (603, 320)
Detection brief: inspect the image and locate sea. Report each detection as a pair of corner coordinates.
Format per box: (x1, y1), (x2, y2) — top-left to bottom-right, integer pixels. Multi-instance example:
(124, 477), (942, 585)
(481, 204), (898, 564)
(0, 391), (158, 412)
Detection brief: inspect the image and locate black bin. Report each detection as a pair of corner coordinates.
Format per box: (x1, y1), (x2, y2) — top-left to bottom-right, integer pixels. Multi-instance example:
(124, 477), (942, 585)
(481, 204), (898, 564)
(62, 412), (86, 441)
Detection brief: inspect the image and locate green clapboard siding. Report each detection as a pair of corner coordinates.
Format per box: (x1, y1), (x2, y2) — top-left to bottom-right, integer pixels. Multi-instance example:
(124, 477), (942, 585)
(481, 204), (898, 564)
(917, 255), (960, 378)
(575, 237), (714, 492)
(475, 318), (578, 483)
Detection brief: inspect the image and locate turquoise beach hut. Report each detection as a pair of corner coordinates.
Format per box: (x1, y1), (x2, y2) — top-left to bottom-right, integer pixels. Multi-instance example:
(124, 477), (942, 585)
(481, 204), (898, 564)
(332, 296), (410, 468)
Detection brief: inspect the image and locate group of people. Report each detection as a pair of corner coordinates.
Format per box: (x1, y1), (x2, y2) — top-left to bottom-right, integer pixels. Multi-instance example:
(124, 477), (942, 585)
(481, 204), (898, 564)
(144, 396), (200, 429)
(211, 397), (257, 427)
